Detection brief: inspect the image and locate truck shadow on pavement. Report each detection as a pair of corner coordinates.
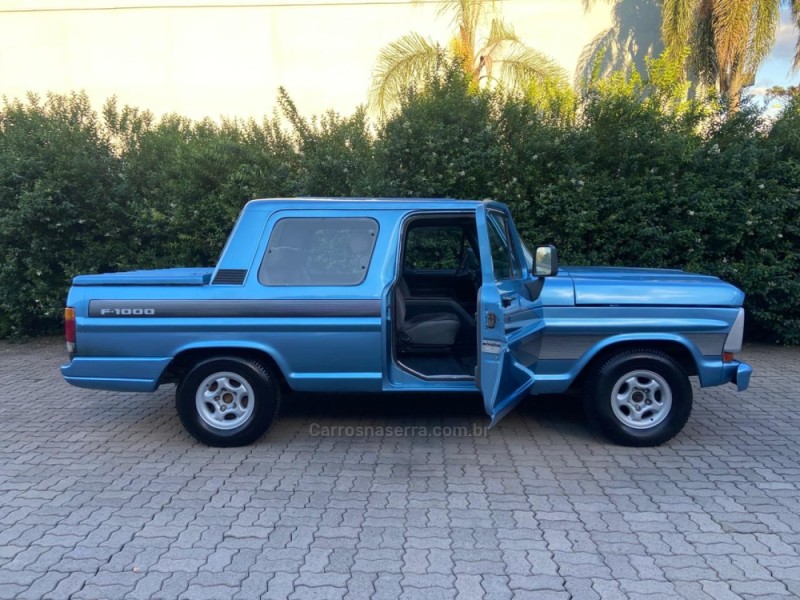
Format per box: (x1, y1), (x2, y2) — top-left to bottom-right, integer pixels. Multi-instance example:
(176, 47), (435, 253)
(277, 390), (593, 441)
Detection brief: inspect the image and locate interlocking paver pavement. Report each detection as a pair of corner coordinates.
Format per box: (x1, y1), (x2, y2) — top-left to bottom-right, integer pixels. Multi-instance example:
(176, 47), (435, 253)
(2, 340), (800, 599)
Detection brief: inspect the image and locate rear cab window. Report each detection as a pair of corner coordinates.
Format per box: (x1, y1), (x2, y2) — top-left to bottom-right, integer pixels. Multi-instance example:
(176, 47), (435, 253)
(259, 217), (379, 286)
(404, 226), (464, 271)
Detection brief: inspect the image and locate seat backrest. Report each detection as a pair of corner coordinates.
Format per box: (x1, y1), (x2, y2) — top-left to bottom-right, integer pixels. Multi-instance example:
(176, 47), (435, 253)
(398, 277), (411, 298)
(394, 284), (406, 325)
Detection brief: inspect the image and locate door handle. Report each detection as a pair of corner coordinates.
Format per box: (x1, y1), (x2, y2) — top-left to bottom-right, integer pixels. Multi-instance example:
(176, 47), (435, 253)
(501, 296), (514, 308)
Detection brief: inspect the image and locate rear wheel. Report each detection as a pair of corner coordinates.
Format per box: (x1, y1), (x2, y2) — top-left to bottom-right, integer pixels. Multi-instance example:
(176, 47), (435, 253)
(176, 357), (280, 447)
(583, 349), (692, 447)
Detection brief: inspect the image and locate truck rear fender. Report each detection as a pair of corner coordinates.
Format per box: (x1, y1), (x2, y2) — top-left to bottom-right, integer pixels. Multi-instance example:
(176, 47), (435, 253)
(162, 342), (292, 392)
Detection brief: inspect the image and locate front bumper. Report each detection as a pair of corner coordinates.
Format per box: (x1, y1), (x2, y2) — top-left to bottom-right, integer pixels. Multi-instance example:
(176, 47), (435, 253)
(717, 359), (752, 391)
(732, 361), (752, 392)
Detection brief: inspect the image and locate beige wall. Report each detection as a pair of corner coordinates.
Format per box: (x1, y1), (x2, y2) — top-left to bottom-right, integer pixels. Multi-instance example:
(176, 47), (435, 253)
(0, 1), (615, 120)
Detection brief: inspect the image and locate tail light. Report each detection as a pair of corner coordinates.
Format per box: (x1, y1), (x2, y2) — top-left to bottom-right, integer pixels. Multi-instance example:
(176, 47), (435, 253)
(65, 307), (76, 354)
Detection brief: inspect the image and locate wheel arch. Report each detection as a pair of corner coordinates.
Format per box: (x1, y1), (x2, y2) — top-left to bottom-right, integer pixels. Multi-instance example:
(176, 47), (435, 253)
(571, 335), (701, 392)
(161, 343), (291, 393)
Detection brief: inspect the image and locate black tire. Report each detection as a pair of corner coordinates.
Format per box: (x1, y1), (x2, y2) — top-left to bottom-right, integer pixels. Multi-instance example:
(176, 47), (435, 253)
(176, 356), (280, 447)
(583, 349), (692, 447)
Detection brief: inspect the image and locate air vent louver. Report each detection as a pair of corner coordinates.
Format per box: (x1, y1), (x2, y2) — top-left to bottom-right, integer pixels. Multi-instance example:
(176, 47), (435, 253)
(212, 269), (247, 285)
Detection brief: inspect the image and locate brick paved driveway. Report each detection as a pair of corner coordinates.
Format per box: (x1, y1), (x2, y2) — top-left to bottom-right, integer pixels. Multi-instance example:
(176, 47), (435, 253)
(1, 341), (799, 599)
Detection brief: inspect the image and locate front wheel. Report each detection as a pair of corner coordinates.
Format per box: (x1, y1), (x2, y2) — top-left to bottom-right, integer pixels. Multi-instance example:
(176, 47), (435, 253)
(176, 357), (280, 447)
(583, 350), (692, 447)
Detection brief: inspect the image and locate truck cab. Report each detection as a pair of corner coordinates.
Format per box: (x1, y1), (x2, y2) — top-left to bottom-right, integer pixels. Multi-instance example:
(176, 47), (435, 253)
(62, 198), (752, 447)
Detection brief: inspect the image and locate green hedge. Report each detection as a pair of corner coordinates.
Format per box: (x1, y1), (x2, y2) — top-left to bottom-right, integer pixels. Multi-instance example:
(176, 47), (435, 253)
(1, 70), (798, 342)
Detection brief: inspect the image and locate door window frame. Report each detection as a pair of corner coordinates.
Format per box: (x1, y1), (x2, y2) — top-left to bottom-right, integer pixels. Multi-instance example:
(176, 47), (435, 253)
(485, 208), (523, 282)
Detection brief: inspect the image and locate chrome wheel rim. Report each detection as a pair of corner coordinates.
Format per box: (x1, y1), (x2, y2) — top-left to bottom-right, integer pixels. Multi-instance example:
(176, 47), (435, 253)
(610, 369), (672, 430)
(195, 371), (255, 430)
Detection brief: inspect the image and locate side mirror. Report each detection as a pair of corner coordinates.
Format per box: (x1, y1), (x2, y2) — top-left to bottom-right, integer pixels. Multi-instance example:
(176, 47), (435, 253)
(534, 244), (558, 277)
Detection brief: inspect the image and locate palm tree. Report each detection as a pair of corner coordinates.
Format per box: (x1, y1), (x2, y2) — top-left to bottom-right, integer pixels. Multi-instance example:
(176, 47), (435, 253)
(661, 0), (799, 109)
(369, 0), (568, 115)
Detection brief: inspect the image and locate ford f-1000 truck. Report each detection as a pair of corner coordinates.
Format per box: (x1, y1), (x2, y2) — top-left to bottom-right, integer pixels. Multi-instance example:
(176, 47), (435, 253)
(61, 198), (752, 447)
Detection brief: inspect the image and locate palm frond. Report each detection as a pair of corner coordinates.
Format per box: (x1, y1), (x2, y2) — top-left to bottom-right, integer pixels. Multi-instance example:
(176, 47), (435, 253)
(662, 0), (701, 52)
(689, 0), (718, 84)
(369, 33), (444, 116)
(745, 0), (780, 75)
(476, 18), (546, 89)
(712, 0), (754, 71)
(422, 0), (492, 41)
(485, 17), (521, 47)
(492, 41), (570, 95)
(476, 17), (522, 80)
(792, 0), (800, 70)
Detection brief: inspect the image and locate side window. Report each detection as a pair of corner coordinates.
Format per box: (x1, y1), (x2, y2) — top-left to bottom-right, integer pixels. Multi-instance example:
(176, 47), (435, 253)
(259, 217), (379, 286)
(405, 226), (463, 271)
(486, 211), (521, 280)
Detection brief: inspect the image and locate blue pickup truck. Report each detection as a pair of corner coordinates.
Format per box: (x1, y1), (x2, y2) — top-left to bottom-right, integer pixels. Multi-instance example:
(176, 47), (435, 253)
(61, 198), (751, 447)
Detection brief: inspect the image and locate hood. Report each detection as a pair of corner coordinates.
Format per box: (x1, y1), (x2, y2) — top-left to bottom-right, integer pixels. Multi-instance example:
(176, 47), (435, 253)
(563, 266), (745, 307)
(72, 267), (214, 286)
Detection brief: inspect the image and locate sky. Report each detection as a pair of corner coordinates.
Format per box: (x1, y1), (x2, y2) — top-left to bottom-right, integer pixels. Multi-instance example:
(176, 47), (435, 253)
(0, 0), (797, 121)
